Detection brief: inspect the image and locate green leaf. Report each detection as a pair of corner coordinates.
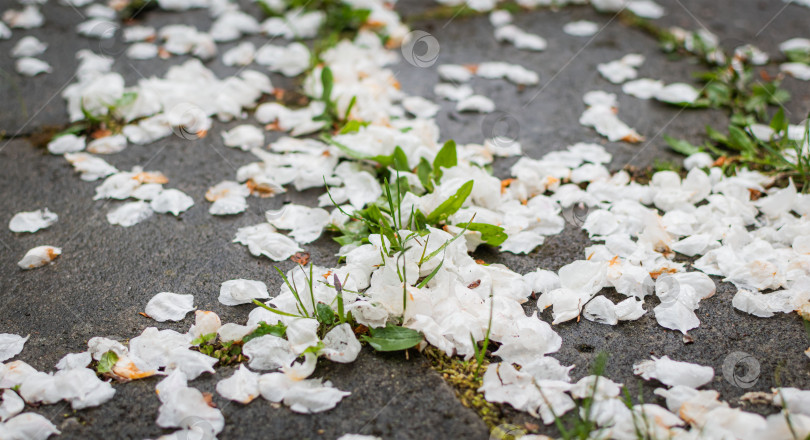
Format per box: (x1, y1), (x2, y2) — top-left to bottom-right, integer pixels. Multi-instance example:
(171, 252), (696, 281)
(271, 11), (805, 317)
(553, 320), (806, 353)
(243, 321), (287, 343)
(730, 113), (756, 127)
(113, 91), (138, 109)
(703, 140), (725, 157)
(706, 125), (729, 144)
(80, 102), (102, 124)
(425, 180), (474, 225)
(743, 94), (768, 116)
(416, 258), (444, 288)
(785, 49), (810, 64)
(252, 299), (305, 319)
(307, 263), (316, 315)
(666, 139), (698, 159)
(391, 146), (410, 172)
(316, 302), (336, 326)
(97, 350), (118, 374)
(339, 119), (368, 134)
(412, 209), (428, 233)
(727, 125), (755, 153)
(770, 107), (788, 134)
(343, 95), (357, 121)
(455, 222), (508, 246)
(325, 137), (405, 170)
(663, 135), (701, 156)
(52, 123), (89, 140)
(321, 66), (334, 103)
(301, 341), (326, 356)
(432, 140), (457, 180)
(703, 82), (732, 107)
(768, 86), (790, 106)
(361, 324), (422, 351)
(416, 158), (434, 192)
(191, 332), (218, 346)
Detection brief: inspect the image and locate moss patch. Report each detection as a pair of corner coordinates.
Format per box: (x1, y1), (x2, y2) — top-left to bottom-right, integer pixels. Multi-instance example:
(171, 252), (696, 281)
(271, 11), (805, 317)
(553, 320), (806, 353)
(423, 346), (506, 430)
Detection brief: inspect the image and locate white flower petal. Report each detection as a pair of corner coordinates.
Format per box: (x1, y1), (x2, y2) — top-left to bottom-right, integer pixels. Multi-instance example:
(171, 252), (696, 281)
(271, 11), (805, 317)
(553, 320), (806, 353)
(781, 62), (810, 81)
(55, 352), (91, 370)
(87, 337), (128, 360)
(188, 310), (222, 339)
(219, 279), (270, 306)
(654, 82), (700, 105)
(258, 370), (350, 414)
(165, 350), (217, 380)
(0, 361), (38, 389)
(0, 390), (25, 422)
(107, 201), (154, 227)
(494, 25), (547, 51)
(321, 323), (361, 363)
(437, 64), (473, 82)
(86, 134), (127, 154)
(234, 223), (303, 261)
(156, 386), (224, 436)
(622, 78), (664, 99)
(633, 356), (714, 388)
(266, 204), (331, 244)
(145, 292), (195, 322)
(53, 368), (116, 410)
(17, 246), (61, 270)
(563, 20), (598, 37)
(255, 42), (310, 76)
(151, 189), (194, 216)
(65, 153), (118, 181)
(9, 209), (57, 233)
(456, 95), (495, 113)
(627, 0), (665, 19)
(243, 334), (295, 370)
(11, 36), (46, 57)
(598, 54), (644, 84)
(15, 57), (51, 76)
(0, 335), (28, 363)
(222, 124), (265, 150)
(216, 364), (260, 404)
(47, 134), (86, 155)
(126, 42), (158, 60)
(0, 413), (60, 440)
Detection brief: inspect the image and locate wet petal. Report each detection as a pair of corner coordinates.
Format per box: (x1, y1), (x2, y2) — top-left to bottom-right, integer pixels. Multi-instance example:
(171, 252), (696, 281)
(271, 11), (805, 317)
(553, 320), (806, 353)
(17, 246), (61, 270)
(216, 364), (260, 404)
(145, 292), (195, 322)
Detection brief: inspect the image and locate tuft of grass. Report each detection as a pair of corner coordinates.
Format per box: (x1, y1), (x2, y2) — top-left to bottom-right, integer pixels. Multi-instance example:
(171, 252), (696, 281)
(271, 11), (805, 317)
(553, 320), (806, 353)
(324, 138), (506, 251)
(256, 0), (370, 60)
(664, 109), (809, 191)
(620, 10), (807, 192)
(51, 93), (139, 143)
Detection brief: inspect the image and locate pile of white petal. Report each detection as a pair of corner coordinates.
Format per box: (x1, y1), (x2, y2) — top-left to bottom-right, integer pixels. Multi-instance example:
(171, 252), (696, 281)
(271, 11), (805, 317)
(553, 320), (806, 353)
(7, 0), (810, 436)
